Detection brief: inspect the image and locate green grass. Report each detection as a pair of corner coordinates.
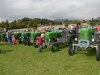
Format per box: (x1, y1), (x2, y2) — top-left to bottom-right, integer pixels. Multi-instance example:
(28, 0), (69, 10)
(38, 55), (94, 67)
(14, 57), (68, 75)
(0, 42), (100, 75)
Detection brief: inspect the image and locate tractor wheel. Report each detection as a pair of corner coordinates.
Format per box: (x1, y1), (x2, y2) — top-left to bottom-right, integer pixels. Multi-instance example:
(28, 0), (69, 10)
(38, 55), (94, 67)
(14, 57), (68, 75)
(96, 46), (100, 61)
(68, 44), (75, 56)
(27, 40), (30, 46)
(51, 44), (59, 52)
(23, 40), (27, 45)
(67, 34), (76, 46)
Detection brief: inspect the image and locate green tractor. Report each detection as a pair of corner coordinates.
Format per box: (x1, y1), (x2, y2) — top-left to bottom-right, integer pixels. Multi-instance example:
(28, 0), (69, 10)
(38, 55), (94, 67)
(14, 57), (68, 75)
(0, 33), (7, 42)
(21, 32), (31, 46)
(30, 32), (43, 48)
(44, 31), (69, 52)
(68, 27), (100, 61)
(13, 32), (22, 44)
(29, 32), (46, 47)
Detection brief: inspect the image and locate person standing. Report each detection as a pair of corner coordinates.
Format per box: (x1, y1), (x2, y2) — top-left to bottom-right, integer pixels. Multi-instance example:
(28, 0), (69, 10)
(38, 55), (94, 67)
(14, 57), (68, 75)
(6, 30), (12, 44)
(70, 25), (76, 35)
(36, 33), (44, 53)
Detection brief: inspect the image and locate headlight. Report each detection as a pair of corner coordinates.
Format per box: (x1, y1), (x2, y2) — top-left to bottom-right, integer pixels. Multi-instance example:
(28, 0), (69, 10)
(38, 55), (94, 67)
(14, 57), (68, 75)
(92, 38), (94, 41)
(75, 38), (77, 41)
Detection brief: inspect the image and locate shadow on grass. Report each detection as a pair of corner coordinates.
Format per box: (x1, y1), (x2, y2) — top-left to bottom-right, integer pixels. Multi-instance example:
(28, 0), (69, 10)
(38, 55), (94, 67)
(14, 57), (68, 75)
(0, 42), (9, 45)
(42, 44), (68, 53)
(76, 48), (96, 56)
(0, 50), (13, 54)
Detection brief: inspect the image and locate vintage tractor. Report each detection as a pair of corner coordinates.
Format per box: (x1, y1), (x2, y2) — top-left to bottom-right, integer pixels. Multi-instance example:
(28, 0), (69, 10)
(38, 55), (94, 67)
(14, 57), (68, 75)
(30, 32), (43, 47)
(44, 31), (69, 52)
(28, 32), (46, 47)
(21, 32), (31, 45)
(0, 33), (7, 42)
(13, 32), (22, 44)
(68, 27), (100, 61)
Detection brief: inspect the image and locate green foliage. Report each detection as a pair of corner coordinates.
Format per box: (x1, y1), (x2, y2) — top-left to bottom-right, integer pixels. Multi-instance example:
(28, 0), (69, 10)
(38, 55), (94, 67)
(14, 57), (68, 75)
(0, 17), (55, 29)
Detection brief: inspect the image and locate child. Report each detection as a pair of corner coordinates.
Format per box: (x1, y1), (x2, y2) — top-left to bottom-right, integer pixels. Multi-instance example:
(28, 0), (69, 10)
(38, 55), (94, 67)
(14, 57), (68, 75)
(36, 33), (45, 53)
(12, 35), (17, 45)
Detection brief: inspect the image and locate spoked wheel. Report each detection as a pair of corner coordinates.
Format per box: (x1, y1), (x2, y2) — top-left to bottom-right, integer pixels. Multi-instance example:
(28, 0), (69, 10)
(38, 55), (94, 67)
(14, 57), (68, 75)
(96, 46), (100, 61)
(68, 44), (75, 56)
(51, 44), (59, 52)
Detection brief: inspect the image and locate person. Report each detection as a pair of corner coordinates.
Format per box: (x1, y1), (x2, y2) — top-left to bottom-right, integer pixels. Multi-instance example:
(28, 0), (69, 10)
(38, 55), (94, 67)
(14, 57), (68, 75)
(70, 25), (76, 35)
(36, 33), (44, 53)
(12, 35), (17, 45)
(6, 30), (12, 44)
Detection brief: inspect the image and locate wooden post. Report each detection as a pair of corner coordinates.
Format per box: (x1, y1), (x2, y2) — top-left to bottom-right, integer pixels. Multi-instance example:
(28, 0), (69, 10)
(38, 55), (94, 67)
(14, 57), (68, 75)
(76, 23), (78, 44)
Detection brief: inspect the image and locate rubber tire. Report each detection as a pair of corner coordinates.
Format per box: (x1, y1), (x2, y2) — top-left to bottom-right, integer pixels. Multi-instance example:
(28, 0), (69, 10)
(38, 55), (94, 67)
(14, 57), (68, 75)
(96, 46), (100, 61)
(68, 44), (75, 56)
(23, 40), (27, 45)
(27, 40), (30, 46)
(67, 34), (76, 46)
(51, 44), (59, 52)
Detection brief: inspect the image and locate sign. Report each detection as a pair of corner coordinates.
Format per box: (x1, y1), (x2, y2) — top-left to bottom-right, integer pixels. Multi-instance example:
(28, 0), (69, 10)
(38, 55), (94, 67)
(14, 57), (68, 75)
(79, 40), (89, 50)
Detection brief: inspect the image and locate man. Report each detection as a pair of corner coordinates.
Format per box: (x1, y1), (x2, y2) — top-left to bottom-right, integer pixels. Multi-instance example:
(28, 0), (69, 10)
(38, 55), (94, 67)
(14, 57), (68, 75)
(6, 30), (12, 44)
(70, 25), (76, 35)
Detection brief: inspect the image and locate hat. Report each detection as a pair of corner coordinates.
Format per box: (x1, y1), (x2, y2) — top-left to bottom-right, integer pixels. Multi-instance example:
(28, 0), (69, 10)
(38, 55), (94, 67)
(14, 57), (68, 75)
(41, 33), (45, 37)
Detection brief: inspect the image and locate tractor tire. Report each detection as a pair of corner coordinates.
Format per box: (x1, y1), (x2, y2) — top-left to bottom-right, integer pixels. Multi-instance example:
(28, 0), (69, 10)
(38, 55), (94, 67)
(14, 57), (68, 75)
(51, 44), (59, 52)
(23, 40), (27, 45)
(68, 44), (75, 56)
(67, 34), (76, 46)
(27, 40), (30, 46)
(27, 40), (31, 46)
(96, 46), (100, 61)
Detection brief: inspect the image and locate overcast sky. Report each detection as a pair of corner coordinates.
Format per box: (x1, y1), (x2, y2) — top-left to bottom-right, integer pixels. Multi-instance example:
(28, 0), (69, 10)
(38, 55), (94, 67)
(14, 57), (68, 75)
(0, 0), (100, 22)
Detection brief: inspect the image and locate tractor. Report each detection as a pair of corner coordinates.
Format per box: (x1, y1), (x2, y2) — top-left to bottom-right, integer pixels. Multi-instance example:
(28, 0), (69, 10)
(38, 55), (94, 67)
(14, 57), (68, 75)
(13, 32), (22, 44)
(0, 33), (7, 42)
(44, 31), (69, 52)
(30, 32), (43, 48)
(68, 26), (100, 61)
(21, 32), (31, 45)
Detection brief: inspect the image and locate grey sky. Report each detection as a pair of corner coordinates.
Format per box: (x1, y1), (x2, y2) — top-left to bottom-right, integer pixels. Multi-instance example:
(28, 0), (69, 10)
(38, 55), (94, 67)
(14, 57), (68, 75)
(0, 0), (100, 22)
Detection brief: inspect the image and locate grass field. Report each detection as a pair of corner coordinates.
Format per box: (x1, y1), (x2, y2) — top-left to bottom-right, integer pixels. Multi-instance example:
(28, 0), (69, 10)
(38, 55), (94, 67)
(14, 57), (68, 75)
(0, 41), (100, 75)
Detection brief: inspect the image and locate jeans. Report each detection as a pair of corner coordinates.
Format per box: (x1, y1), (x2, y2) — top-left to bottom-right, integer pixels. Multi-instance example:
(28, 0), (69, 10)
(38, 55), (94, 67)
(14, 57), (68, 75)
(7, 36), (12, 44)
(38, 44), (42, 52)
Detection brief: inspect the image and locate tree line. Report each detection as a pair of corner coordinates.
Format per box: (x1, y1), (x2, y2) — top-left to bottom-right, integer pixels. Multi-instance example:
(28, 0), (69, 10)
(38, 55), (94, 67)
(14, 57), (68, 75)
(0, 17), (63, 29)
(0, 17), (100, 29)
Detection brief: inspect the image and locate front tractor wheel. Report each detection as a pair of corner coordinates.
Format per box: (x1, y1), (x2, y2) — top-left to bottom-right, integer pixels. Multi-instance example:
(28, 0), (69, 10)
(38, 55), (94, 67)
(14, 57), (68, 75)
(96, 46), (100, 61)
(68, 44), (75, 56)
(51, 44), (59, 52)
